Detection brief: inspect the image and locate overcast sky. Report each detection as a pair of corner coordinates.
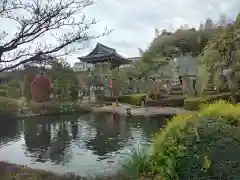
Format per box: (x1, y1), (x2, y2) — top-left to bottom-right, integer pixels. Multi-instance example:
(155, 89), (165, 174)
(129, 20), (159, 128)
(1, 0), (240, 68)
(68, 0), (240, 65)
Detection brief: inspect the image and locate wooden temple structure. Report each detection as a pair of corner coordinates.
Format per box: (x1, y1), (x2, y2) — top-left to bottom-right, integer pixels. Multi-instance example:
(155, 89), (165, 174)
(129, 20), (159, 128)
(77, 43), (131, 100)
(78, 43), (131, 68)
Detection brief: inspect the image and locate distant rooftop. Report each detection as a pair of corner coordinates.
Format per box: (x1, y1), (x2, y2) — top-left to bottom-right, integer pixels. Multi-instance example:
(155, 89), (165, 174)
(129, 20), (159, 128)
(78, 43), (131, 65)
(126, 57), (140, 62)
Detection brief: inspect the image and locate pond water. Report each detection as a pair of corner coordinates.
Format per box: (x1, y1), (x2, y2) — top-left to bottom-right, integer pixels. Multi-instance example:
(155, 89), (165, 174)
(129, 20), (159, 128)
(0, 113), (170, 177)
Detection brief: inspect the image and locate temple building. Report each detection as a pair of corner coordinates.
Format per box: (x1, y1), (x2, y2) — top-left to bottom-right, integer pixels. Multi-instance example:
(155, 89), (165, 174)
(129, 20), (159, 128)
(77, 43), (131, 99)
(78, 43), (131, 70)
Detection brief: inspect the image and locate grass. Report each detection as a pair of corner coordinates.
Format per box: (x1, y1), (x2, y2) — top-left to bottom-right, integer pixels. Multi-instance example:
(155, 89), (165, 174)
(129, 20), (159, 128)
(120, 146), (154, 179)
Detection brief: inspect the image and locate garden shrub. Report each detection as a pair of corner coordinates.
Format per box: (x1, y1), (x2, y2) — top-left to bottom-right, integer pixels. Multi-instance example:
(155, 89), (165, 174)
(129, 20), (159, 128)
(104, 94), (184, 107)
(7, 80), (21, 98)
(23, 74), (35, 100)
(146, 96), (185, 107)
(104, 96), (116, 102)
(121, 146), (153, 179)
(66, 73), (79, 101)
(119, 93), (146, 106)
(0, 97), (19, 117)
(0, 89), (7, 96)
(184, 92), (240, 110)
(149, 101), (240, 180)
(31, 75), (51, 102)
(104, 93), (146, 106)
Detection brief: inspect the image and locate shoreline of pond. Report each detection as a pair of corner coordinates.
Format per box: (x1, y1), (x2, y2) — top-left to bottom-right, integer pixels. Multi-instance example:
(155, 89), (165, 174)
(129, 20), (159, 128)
(86, 104), (189, 117)
(0, 161), (126, 180)
(4, 103), (191, 120)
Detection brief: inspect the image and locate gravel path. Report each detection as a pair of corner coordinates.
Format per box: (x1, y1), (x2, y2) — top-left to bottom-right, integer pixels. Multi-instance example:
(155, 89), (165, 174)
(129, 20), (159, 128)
(89, 103), (189, 116)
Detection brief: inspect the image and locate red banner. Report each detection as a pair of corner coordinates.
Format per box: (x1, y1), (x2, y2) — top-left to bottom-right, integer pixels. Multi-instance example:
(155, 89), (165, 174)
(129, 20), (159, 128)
(183, 77), (189, 90)
(109, 79), (112, 88)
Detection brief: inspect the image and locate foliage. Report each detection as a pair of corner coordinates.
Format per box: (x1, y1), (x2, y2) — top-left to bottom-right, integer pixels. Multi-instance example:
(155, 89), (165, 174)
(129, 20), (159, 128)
(137, 16), (235, 91)
(119, 93), (146, 106)
(121, 146), (153, 179)
(52, 77), (66, 98)
(108, 68), (129, 103)
(0, 0), (110, 72)
(6, 80), (21, 98)
(0, 88), (7, 96)
(57, 102), (75, 113)
(0, 97), (19, 117)
(23, 74), (35, 100)
(146, 96), (185, 107)
(104, 93), (146, 106)
(31, 75), (51, 102)
(198, 13), (240, 90)
(69, 83), (79, 101)
(0, 84), (7, 96)
(140, 18), (222, 62)
(183, 92), (240, 110)
(104, 94), (185, 107)
(142, 101), (240, 180)
(51, 59), (79, 100)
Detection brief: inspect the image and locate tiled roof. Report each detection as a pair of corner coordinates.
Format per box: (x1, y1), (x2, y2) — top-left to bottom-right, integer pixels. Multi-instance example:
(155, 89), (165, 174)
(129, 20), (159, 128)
(78, 43), (131, 64)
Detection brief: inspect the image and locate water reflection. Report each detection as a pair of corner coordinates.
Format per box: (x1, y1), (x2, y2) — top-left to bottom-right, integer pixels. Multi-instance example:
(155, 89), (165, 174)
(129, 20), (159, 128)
(0, 113), (169, 176)
(84, 113), (130, 159)
(0, 119), (22, 147)
(24, 118), (73, 165)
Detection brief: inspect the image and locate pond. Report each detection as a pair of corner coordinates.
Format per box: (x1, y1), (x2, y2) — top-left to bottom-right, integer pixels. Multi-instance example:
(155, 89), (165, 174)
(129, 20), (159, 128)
(0, 113), (170, 177)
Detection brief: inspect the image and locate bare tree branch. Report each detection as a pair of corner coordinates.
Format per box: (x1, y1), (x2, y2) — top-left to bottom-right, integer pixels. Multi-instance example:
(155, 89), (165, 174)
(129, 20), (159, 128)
(0, 0), (112, 72)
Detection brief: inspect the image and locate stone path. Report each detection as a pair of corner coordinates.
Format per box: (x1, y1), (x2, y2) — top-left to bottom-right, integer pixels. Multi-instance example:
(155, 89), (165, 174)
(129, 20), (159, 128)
(88, 103), (189, 116)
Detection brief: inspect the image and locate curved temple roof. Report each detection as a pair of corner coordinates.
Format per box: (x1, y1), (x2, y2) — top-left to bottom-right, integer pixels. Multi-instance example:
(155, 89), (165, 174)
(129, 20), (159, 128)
(78, 43), (131, 65)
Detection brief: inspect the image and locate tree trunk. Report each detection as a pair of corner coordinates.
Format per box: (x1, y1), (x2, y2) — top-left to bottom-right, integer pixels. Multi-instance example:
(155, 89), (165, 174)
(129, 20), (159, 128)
(88, 86), (91, 102)
(230, 73), (237, 104)
(115, 90), (119, 105)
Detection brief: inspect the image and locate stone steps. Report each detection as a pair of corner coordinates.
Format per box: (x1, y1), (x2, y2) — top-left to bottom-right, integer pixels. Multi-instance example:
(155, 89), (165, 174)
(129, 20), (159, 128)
(169, 84), (183, 95)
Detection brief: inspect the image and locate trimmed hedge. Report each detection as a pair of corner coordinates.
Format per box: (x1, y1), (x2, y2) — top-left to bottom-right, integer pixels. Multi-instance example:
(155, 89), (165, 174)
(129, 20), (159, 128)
(148, 101), (240, 180)
(104, 94), (185, 107)
(104, 93), (146, 106)
(184, 92), (240, 111)
(0, 97), (19, 117)
(146, 96), (185, 107)
(0, 89), (7, 97)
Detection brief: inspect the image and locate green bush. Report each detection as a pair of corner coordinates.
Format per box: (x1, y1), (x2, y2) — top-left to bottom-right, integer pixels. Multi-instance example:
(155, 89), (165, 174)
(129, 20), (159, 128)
(0, 97), (19, 117)
(0, 89), (7, 97)
(68, 74), (79, 101)
(146, 96), (185, 107)
(104, 93), (146, 106)
(104, 96), (116, 102)
(121, 147), (153, 179)
(184, 92), (240, 110)
(7, 80), (21, 98)
(119, 93), (146, 106)
(147, 101), (240, 180)
(23, 74), (35, 100)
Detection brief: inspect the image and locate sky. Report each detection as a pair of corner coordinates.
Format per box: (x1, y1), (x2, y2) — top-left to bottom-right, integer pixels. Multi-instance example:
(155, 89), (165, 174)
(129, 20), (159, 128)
(67, 0), (240, 65)
(0, 0), (240, 68)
